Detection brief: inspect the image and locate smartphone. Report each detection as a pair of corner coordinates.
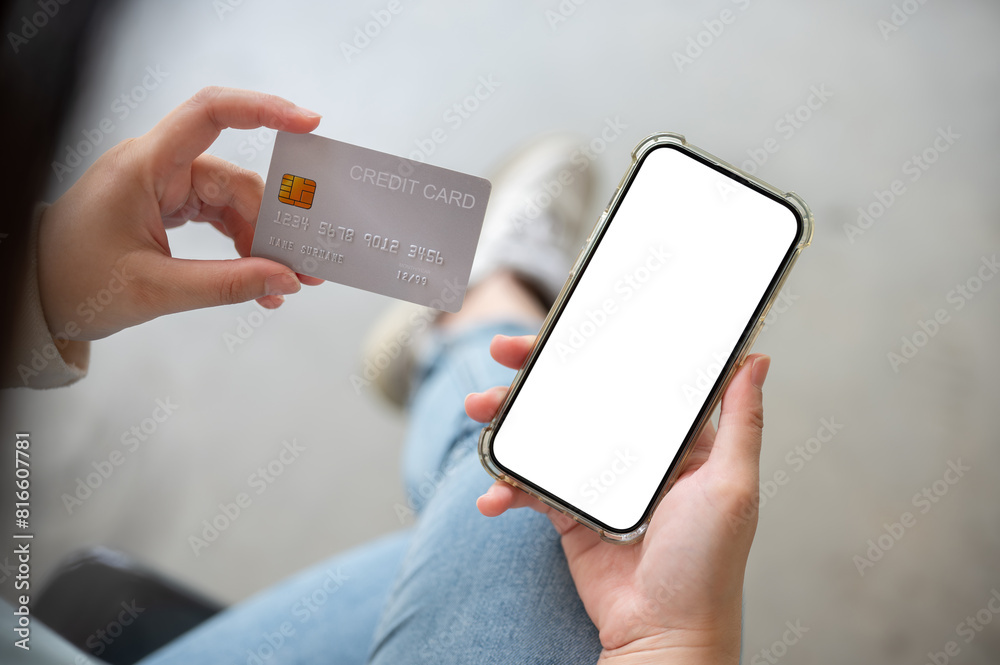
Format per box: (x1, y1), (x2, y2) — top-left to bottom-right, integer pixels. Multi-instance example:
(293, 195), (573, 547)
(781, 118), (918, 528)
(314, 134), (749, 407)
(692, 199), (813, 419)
(478, 132), (813, 544)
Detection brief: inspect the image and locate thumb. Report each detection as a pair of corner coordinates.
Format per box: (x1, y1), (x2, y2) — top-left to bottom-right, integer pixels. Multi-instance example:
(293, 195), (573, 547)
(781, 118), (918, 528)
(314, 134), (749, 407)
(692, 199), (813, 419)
(710, 354), (770, 479)
(147, 255), (301, 314)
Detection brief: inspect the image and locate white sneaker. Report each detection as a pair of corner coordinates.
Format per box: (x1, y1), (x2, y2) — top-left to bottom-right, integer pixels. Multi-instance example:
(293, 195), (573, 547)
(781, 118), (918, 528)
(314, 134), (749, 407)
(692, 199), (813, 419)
(468, 133), (597, 305)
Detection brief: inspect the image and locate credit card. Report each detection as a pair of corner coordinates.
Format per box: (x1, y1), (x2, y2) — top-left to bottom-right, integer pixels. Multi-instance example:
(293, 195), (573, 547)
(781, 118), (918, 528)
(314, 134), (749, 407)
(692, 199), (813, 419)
(251, 132), (492, 312)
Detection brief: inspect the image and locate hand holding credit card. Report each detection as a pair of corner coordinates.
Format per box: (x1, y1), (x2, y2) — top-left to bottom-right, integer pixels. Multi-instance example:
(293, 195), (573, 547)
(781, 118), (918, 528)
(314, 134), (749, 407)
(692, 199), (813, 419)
(251, 132), (492, 312)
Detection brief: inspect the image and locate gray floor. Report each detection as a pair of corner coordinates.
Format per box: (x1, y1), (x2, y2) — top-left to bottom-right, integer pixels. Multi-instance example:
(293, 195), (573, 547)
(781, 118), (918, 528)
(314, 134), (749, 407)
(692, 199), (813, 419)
(3, 0), (999, 662)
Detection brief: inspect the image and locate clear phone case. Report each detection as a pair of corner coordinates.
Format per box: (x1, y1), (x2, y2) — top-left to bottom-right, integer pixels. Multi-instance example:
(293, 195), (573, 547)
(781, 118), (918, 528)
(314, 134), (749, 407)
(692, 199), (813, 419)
(478, 132), (814, 544)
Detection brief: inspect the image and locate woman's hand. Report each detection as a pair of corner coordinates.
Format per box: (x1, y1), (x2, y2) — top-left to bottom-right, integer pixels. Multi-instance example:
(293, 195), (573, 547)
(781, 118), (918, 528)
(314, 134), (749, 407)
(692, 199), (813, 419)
(37, 86), (325, 341)
(466, 334), (770, 665)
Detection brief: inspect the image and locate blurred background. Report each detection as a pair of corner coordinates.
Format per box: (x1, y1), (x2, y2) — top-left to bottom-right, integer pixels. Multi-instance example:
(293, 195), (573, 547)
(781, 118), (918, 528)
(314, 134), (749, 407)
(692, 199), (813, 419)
(2, 0), (999, 662)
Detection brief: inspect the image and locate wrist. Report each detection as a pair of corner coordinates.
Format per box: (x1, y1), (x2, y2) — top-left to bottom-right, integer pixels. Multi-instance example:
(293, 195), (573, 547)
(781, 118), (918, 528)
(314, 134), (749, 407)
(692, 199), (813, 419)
(597, 627), (741, 665)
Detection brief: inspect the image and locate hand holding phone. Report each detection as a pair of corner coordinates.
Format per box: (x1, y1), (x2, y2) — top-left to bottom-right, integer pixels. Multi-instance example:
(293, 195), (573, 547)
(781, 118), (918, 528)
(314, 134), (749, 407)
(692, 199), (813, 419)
(466, 334), (771, 663)
(478, 133), (812, 543)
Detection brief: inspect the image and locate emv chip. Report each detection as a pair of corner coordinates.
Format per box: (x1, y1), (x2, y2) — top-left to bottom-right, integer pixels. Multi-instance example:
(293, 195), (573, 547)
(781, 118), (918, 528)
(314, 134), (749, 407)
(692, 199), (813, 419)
(278, 173), (317, 209)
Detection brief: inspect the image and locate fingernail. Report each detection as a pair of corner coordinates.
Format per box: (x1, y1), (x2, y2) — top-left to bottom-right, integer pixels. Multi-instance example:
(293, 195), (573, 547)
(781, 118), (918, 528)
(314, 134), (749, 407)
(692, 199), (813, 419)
(751, 355), (771, 389)
(259, 295), (285, 309)
(265, 273), (301, 296)
(295, 105), (322, 119)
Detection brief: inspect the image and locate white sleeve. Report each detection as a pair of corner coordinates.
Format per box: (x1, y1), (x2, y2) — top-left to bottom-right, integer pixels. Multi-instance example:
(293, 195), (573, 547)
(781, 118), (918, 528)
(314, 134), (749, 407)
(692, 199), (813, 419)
(2, 204), (90, 389)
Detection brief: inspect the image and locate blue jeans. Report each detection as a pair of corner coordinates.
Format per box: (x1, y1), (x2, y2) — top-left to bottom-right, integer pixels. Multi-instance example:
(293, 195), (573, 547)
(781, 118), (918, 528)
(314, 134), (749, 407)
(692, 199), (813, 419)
(139, 322), (602, 665)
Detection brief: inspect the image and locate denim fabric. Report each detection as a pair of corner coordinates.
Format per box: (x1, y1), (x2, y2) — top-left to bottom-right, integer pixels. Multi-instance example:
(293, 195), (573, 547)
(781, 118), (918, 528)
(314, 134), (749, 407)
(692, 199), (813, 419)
(138, 322), (602, 665)
(367, 322), (600, 664)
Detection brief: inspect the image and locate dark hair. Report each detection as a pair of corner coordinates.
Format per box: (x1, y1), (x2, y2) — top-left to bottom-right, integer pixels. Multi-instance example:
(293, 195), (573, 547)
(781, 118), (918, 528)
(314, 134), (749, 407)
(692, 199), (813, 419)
(0, 0), (116, 365)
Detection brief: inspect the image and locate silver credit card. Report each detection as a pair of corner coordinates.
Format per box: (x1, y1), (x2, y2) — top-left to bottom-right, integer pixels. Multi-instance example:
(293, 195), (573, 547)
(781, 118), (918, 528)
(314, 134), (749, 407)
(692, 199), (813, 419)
(251, 132), (492, 312)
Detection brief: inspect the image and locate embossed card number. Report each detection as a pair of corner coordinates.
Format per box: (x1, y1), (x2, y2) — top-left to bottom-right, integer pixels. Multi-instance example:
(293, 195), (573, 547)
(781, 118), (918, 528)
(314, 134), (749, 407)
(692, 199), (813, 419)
(251, 132), (492, 312)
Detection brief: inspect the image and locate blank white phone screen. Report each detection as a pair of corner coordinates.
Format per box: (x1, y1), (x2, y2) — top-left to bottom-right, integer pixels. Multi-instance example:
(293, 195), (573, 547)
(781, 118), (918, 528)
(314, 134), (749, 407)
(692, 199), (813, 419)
(490, 145), (801, 532)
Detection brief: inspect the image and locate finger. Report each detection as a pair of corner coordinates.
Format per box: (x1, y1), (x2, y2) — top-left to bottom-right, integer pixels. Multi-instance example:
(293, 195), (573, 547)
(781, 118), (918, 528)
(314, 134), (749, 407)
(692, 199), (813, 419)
(297, 274), (325, 286)
(257, 295), (285, 309)
(464, 386), (509, 422)
(476, 481), (517, 516)
(676, 419), (718, 475)
(160, 157), (263, 256)
(476, 480), (548, 517)
(141, 254), (302, 315)
(186, 156), (265, 253)
(699, 419), (718, 447)
(710, 354), (769, 478)
(489, 334), (536, 370)
(147, 87), (321, 168)
(477, 482), (582, 538)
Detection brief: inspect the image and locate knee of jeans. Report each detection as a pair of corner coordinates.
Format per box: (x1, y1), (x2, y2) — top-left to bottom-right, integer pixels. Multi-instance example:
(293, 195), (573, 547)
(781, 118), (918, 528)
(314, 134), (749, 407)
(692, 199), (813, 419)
(402, 426), (480, 514)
